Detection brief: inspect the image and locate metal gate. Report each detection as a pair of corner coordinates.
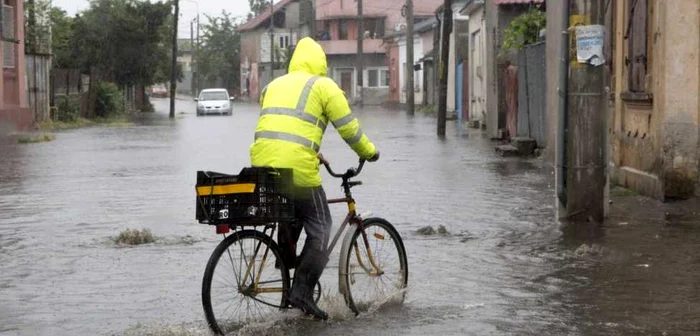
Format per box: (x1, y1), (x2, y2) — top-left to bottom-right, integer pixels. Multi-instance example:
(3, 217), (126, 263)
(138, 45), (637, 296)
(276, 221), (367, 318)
(26, 54), (51, 122)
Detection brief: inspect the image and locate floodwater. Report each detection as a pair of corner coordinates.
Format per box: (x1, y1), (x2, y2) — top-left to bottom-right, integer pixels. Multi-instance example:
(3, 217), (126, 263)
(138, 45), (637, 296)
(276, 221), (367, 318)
(1, 98), (699, 336)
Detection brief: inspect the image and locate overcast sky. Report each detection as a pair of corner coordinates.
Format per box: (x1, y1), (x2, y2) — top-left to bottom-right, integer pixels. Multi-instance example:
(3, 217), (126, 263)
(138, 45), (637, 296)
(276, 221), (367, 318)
(51, 0), (258, 38)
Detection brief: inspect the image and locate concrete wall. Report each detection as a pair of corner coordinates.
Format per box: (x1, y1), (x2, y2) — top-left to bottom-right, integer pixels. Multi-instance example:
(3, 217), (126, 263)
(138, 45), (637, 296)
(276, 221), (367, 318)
(485, 3), (533, 138)
(607, 0), (700, 200)
(240, 29), (264, 100)
(467, 4), (486, 124)
(327, 54), (387, 102)
(398, 36), (423, 104)
(658, 0), (700, 199)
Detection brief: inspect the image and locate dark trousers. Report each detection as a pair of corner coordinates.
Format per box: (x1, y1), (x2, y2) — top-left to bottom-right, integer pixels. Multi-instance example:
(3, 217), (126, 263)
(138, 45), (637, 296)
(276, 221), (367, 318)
(278, 186), (332, 300)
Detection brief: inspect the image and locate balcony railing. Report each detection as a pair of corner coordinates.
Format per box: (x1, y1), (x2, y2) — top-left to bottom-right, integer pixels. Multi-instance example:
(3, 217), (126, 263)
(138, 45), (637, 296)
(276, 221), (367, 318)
(317, 39), (385, 55)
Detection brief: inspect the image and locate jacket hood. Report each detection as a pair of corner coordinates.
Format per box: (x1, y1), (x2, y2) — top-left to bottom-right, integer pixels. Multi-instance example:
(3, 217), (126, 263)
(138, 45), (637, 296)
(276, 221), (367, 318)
(288, 37), (327, 76)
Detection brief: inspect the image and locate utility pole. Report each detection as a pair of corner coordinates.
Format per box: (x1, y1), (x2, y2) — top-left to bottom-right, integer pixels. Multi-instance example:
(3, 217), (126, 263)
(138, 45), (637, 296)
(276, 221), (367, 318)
(563, 0), (607, 222)
(405, 0), (415, 115)
(269, 0), (275, 85)
(196, 15), (200, 94)
(356, 0), (364, 108)
(437, 0), (452, 136)
(169, 0), (179, 119)
(190, 19), (195, 96)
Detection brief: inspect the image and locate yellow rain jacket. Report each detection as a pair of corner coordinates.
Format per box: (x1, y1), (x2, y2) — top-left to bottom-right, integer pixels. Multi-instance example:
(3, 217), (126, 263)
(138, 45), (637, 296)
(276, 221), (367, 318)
(250, 37), (377, 187)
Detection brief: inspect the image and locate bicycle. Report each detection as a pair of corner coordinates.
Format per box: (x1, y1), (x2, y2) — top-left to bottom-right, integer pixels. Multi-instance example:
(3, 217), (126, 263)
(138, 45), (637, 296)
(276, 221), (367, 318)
(197, 159), (409, 335)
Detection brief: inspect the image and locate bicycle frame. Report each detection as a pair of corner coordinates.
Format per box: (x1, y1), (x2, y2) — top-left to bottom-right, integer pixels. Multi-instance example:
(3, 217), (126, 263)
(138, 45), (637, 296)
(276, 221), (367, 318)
(231, 159), (385, 298)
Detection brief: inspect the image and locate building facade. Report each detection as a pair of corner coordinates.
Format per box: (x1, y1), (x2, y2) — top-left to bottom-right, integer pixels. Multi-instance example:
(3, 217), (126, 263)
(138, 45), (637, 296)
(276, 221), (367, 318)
(0, 0), (31, 133)
(237, 0), (301, 102)
(384, 18), (437, 106)
(314, 0), (439, 105)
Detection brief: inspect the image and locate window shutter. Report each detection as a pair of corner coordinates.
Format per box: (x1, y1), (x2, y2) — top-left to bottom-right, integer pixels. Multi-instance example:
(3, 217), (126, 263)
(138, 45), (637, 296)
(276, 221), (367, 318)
(628, 0), (648, 92)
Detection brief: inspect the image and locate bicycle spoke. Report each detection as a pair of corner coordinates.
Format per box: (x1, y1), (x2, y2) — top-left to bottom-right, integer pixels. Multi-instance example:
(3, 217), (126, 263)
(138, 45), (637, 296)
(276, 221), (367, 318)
(204, 231), (289, 333)
(343, 221), (407, 314)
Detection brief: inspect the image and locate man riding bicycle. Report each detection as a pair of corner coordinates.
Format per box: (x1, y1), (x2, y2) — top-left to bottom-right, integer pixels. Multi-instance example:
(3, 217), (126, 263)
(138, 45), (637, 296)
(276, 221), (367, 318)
(249, 37), (380, 320)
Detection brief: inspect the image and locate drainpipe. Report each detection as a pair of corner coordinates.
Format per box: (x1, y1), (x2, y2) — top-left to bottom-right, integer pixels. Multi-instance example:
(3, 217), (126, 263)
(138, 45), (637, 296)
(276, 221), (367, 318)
(556, 0), (569, 206)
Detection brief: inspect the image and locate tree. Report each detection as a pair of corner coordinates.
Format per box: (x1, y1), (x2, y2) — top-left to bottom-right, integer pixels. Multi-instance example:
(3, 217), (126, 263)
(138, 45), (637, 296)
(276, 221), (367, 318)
(249, 0), (270, 17)
(49, 7), (76, 68)
(65, 0), (175, 87)
(197, 11), (241, 91)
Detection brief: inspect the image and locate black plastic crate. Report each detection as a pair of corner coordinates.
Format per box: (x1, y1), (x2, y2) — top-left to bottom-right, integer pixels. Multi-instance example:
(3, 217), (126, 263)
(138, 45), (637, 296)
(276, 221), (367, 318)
(196, 167), (295, 225)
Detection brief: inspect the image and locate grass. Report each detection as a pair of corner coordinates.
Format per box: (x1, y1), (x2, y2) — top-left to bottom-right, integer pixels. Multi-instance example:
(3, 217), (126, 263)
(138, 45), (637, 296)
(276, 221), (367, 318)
(418, 105), (437, 115)
(94, 115), (135, 127)
(36, 118), (94, 131)
(611, 186), (638, 197)
(116, 228), (156, 246)
(36, 115), (135, 131)
(17, 133), (56, 144)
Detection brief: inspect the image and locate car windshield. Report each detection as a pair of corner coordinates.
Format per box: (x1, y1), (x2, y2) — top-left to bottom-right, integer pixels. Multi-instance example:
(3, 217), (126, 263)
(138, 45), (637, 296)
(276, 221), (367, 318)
(199, 92), (228, 101)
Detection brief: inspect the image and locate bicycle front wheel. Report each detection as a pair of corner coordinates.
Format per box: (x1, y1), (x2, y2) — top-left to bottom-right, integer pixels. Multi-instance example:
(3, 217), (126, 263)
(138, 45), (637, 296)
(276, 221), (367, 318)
(339, 218), (409, 314)
(202, 229), (290, 335)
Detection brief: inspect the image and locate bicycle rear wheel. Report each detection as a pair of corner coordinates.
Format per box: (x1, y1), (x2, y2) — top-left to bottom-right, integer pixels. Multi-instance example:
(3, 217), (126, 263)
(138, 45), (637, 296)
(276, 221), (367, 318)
(339, 218), (409, 314)
(202, 229), (290, 335)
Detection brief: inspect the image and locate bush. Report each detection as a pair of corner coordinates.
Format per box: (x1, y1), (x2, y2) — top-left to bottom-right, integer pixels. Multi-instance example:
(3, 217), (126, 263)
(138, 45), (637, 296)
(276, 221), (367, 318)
(502, 8), (546, 51)
(95, 81), (125, 118)
(56, 96), (81, 122)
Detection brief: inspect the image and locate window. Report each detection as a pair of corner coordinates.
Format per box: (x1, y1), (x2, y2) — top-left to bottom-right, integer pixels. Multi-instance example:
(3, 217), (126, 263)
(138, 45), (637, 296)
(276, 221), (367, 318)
(339, 19), (349, 40)
(279, 35), (290, 49)
(368, 69), (378, 87)
(624, 0), (650, 97)
(365, 18), (385, 39)
(2, 4), (15, 68)
(366, 68), (389, 88)
(380, 69), (389, 86)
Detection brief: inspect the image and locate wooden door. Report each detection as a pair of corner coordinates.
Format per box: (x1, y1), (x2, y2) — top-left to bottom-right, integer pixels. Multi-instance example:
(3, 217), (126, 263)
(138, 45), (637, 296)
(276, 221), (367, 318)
(340, 71), (352, 97)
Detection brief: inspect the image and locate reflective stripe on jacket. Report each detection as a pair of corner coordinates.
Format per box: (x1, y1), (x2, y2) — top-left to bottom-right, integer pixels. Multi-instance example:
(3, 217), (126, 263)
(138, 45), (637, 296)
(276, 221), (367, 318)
(250, 37), (377, 187)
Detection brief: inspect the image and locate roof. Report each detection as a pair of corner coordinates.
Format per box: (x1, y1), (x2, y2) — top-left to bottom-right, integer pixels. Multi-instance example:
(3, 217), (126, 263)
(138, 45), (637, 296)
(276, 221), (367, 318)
(494, 0), (544, 4)
(236, 0), (295, 32)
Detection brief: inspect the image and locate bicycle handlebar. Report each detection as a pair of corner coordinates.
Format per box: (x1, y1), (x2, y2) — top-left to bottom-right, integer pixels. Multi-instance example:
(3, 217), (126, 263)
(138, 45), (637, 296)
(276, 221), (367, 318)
(322, 158), (366, 179)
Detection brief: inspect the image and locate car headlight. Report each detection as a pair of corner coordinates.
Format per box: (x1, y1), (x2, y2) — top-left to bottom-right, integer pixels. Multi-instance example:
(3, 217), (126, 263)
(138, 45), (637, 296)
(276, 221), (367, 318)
(222, 103), (230, 108)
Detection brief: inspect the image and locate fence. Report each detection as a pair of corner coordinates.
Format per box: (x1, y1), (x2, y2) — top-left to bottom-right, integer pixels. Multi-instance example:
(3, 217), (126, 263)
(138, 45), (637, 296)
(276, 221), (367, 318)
(25, 54), (51, 122)
(51, 68), (90, 120)
(516, 42), (547, 147)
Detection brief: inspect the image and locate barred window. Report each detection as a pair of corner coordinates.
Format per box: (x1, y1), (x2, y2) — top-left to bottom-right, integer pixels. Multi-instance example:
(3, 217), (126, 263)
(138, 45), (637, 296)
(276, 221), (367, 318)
(2, 4), (15, 68)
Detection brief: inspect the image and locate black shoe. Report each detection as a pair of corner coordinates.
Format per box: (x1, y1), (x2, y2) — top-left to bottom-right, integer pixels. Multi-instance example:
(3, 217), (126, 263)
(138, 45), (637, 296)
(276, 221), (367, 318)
(289, 296), (328, 320)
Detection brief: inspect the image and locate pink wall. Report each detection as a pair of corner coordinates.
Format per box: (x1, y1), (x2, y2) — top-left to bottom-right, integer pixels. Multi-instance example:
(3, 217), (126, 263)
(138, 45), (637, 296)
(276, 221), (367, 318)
(315, 0), (440, 36)
(0, 0), (31, 131)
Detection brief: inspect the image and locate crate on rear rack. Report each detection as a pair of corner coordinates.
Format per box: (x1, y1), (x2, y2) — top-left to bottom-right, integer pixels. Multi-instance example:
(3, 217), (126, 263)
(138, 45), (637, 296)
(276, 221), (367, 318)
(195, 167), (295, 226)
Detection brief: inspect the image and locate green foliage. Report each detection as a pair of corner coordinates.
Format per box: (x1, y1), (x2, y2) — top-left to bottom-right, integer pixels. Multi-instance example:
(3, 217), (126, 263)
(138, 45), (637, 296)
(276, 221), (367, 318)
(95, 81), (125, 118)
(502, 8), (546, 51)
(249, 0), (270, 16)
(24, 0), (53, 54)
(17, 133), (56, 144)
(57, 0), (174, 87)
(197, 11), (242, 90)
(56, 96), (81, 122)
(49, 8), (76, 68)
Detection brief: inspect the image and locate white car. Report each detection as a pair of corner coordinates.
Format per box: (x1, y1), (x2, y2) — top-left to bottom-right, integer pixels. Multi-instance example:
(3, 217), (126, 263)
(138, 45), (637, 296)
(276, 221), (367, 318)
(195, 89), (234, 116)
